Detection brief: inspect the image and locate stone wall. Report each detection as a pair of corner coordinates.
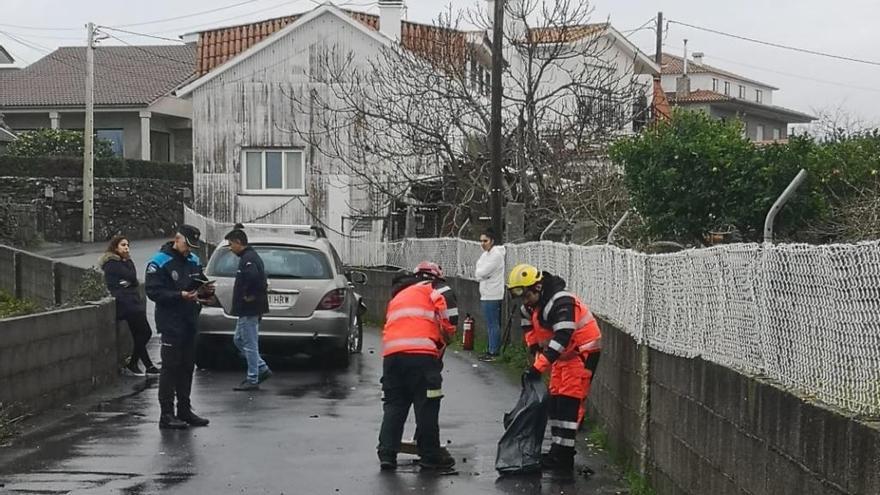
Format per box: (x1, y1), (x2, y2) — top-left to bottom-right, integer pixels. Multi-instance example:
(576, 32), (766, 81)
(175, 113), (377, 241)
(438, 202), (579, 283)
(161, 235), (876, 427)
(0, 176), (191, 242)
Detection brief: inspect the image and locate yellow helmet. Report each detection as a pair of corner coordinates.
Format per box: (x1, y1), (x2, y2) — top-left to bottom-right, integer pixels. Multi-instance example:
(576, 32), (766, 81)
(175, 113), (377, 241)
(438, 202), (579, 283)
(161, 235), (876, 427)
(507, 263), (542, 296)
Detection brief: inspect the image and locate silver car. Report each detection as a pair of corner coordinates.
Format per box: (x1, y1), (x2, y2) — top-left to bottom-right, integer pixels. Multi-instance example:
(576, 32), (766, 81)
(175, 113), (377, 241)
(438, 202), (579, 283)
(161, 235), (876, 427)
(196, 226), (367, 369)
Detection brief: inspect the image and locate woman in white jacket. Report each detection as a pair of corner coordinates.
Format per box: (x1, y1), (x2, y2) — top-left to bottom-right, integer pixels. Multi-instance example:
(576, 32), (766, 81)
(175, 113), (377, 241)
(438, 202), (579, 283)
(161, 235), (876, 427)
(475, 228), (505, 361)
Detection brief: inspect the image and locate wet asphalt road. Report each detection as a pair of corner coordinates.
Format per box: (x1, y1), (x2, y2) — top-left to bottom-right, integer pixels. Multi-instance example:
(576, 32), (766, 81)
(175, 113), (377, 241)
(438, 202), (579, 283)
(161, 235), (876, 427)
(0, 240), (626, 494)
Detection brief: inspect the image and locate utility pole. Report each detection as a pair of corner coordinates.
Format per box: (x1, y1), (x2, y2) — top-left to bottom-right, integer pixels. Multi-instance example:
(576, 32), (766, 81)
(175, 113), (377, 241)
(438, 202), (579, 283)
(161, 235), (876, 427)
(655, 12), (663, 65)
(489, 0), (505, 242)
(82, 22), (96, 243)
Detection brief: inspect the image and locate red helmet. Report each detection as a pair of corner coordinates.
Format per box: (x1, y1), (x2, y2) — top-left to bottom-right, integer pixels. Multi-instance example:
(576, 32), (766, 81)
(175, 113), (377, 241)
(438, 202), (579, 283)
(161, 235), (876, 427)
(414, 261), (443, 278)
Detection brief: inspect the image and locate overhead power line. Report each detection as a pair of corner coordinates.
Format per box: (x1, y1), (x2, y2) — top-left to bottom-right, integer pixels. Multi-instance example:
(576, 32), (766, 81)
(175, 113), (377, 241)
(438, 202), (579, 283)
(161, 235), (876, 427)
(668, 19), (880, 68)
(99, 26), (185, 44)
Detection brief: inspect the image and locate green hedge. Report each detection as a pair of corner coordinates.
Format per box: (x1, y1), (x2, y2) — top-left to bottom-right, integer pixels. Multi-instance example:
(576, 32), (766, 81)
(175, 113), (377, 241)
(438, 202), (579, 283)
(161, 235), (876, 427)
(0, 156), (192, 182)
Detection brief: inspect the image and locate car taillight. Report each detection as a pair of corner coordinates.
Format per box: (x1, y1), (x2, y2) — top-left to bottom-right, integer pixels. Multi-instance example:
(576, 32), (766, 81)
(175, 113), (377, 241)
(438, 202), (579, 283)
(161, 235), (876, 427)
(317, 289), (345, 310)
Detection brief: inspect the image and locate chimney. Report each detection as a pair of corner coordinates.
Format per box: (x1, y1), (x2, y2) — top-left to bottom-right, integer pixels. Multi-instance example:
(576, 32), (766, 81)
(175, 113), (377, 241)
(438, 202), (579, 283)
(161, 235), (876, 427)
(692, 51), (704, 66)
(379, 0), (403, 41)
(676, 39), (691, 98)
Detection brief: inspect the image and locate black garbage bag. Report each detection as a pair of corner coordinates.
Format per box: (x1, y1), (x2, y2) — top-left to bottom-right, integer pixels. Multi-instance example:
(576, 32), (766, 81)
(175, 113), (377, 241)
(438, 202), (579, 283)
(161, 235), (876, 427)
(495, 373), (549, 474)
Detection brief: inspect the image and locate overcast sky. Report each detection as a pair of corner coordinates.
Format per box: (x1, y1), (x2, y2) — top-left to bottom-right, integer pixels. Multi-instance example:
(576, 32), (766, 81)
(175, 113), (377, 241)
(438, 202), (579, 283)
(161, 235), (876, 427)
(3, 0), (879, 124)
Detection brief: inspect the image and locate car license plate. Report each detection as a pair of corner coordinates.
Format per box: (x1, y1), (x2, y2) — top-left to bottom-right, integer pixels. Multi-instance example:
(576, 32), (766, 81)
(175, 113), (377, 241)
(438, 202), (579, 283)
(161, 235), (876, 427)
(268, 294), (292, 306)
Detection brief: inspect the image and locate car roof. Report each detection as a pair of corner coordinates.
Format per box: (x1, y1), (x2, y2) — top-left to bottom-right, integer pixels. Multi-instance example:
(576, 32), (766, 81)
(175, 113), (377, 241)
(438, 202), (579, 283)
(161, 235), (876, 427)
(215, 235), (334, 253)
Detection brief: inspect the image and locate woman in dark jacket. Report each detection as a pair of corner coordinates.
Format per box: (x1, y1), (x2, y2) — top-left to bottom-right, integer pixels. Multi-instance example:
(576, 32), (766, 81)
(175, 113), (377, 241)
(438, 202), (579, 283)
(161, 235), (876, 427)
(100, 235), (159, 376)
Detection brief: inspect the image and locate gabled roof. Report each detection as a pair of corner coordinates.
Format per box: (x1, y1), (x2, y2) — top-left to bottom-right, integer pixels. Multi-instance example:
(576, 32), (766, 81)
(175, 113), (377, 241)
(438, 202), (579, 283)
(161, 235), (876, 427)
(0, 45), (196, 108)
(191, 5), (473, 77)
(660, 53), (778, 90)
(666, 89), (814, 123)
(178, 4), (394, 96)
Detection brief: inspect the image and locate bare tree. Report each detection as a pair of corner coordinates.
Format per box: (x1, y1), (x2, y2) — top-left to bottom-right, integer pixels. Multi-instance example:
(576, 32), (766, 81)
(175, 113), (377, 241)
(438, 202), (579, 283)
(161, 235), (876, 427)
(284, 0), (648, 238)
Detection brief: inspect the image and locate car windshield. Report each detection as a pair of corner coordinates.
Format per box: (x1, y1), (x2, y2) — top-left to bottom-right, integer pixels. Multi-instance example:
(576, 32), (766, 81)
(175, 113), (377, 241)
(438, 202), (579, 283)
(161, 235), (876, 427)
(207, 245), (333, 279)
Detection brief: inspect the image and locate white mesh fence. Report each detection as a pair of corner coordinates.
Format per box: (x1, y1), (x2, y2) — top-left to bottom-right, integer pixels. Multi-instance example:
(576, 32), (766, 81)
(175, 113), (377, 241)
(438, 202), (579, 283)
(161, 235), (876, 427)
(343, 236), (880, 416)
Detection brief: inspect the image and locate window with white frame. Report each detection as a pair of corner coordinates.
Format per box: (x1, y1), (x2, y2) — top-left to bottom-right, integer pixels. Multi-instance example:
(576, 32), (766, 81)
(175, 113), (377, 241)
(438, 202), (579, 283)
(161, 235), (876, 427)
(724, 81), (730, 95)
(738, 85), (746, 98)
(712, 78), (718, 92)
(242, 149), (306, 194)
(772, 128), (781, 140)
(755, 89), (763, 103)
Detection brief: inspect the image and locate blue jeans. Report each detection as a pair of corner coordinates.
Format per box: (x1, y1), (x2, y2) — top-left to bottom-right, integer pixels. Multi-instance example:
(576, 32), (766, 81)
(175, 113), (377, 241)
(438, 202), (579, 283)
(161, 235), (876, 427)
(233, 316), (269, 384)
(481, 300), (502, 355)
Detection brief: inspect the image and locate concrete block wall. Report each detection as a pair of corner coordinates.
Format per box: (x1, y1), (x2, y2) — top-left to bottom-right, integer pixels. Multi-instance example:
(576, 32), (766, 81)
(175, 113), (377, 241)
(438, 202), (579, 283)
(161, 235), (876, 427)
(589, 321), (880, 495)
(16, 251), (57, 307)
(0, 299), (117, 411)
(0, 245), (17, 295)
(357, 268), (515, 345)
(0, 244), (88, 307)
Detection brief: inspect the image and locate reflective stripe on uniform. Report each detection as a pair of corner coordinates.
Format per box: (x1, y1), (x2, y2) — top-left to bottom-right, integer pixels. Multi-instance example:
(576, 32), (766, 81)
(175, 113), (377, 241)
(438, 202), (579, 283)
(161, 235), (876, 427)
(384, 337), (438, 351)
(551, 436), (576, 447)
(579, 338), (602, 353)
(543, 291), (576, 320)
(426, 388), (443, 399)
(549, 419), (579, 430)
(552, 321), (576, 331)
(443, 307), (459, 319)
(431, 286), (451, 301)
(576, 312), (595, 329)
(548, 339), (565, 352)
(386, 308), (437, 323)
(520, 318), (532, 327)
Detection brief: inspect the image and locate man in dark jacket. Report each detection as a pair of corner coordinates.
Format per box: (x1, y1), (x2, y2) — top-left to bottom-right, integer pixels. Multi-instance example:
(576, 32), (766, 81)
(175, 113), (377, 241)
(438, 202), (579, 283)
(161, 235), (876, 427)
(225, 228), (271, 391)
(145, 225), (213, 430)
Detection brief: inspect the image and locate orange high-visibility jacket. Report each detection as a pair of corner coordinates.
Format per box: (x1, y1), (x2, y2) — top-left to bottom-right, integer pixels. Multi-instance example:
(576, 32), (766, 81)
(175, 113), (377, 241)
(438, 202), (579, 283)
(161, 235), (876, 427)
(522, 291), (602, 373)
(382, 280), (458, 358)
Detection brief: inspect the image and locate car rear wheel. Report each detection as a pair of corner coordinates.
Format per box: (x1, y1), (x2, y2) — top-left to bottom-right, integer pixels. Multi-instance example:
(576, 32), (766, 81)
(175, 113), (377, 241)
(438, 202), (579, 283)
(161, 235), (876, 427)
(329, 339), (351, 369)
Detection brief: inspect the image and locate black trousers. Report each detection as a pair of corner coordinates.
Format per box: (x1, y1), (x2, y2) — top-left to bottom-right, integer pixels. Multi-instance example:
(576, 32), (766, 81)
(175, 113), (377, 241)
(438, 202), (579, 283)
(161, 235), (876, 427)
(548, 395), (580, 462)
(158, 337), (195, 415)
(124, 312), (154, 368)
(377, 353), (444, 460)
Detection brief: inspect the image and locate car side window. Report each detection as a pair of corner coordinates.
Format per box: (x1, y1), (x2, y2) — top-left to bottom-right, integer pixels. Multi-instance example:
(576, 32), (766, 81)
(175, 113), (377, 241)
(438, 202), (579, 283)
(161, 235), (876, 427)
(329, 245), (344, 275)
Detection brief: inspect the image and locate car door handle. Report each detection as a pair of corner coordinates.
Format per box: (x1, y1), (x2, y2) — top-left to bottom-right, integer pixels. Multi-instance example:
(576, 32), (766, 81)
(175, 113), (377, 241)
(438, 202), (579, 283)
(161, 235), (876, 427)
(269, 289), (301, 295)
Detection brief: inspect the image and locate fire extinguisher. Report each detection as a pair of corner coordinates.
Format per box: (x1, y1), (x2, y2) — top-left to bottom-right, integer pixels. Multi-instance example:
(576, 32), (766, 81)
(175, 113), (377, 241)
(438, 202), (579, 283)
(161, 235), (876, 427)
(462, 313), (475, 351)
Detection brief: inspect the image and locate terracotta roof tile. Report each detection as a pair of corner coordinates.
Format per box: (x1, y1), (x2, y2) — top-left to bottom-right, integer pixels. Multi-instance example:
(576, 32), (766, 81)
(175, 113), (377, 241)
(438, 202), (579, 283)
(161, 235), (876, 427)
(659, 53), (777, 90)
(194, 9), (471, 76)
(666, 89), (732, 104)
(526, 23), (607, 44)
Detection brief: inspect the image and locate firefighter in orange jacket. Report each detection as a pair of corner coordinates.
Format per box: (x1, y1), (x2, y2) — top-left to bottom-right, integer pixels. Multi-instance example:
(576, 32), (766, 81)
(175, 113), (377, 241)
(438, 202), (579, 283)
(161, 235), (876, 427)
(377, 261), (458, 472)
(509, 263), (602, 476)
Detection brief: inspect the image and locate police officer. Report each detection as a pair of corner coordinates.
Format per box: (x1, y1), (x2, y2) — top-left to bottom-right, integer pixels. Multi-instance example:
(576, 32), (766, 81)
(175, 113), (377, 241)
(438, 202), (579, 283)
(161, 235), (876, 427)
(145, 225), (214, 430)
(508, 263), (602, 478)
(377, 262), (458, 471)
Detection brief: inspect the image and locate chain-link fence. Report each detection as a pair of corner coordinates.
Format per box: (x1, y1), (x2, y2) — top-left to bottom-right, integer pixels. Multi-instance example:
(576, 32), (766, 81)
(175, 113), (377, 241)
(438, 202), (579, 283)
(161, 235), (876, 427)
(346, 235), (880, 417)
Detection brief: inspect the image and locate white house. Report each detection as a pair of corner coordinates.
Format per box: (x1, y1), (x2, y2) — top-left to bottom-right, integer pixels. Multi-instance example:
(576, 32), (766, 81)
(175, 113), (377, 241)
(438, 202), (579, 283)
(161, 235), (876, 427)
(660, 52), (814, 141)
(177, 1), (658, 246)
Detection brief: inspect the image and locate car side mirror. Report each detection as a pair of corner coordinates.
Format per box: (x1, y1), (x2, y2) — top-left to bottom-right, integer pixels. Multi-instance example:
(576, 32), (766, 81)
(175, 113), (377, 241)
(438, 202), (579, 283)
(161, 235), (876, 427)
(348, 271), (368, 285)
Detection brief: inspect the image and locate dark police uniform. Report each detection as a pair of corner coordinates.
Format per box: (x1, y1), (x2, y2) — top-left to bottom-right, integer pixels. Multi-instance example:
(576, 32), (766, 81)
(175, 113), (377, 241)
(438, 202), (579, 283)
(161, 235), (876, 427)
(145, 239), (209, 427)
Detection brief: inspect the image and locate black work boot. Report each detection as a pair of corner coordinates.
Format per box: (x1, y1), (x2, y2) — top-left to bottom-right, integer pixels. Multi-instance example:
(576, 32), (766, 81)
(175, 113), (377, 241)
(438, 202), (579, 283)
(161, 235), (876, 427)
(541, 451), (575, 480)
(177, 408), (210, 427)
(378, 452), (398, 471)
(418, 450), (456, 470)
(159, 413), (189, 430)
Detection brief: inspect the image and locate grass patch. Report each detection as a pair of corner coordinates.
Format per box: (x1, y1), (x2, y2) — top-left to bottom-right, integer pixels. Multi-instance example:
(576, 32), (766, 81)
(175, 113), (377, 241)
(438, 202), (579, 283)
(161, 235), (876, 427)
(587, 423), (655, 495)
(0, 290), (41, 319)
